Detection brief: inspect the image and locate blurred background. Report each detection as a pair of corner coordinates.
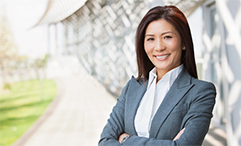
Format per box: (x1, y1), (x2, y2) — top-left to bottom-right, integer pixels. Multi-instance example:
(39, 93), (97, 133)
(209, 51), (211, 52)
(0, 0), (240, 146)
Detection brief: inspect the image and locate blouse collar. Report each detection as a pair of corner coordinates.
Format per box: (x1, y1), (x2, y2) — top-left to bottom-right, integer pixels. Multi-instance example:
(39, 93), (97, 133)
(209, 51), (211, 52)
(147, 64), (184, 89)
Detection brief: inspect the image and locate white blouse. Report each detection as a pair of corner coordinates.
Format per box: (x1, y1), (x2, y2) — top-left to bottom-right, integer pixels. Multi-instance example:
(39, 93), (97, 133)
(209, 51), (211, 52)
(134, 64), (183, 138)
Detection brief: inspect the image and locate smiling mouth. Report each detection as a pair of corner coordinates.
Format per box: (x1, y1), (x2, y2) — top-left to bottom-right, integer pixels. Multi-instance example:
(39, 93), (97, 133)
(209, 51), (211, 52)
(155, 54), (170, 59)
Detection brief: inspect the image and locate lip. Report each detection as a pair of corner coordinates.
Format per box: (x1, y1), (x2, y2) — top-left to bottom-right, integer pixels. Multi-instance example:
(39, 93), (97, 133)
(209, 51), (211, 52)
(154, 54), (170, 61)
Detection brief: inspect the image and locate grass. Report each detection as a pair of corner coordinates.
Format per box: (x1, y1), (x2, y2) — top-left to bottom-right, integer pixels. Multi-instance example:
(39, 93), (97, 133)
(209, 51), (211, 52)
(0, 79), (57, 146)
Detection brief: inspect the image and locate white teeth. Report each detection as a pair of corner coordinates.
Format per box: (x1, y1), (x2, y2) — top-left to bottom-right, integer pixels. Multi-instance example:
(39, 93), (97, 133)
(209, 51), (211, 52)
(156, 54), (170, 59)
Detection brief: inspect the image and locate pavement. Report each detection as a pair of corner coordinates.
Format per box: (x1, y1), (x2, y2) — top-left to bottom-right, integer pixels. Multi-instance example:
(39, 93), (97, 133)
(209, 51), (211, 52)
(12, 57), (227, 146)
(13, 73), (116, 146)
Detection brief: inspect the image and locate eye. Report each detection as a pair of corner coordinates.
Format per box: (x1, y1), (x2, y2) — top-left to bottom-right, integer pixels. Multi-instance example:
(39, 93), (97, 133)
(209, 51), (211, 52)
(146, 38), (154, 41)
(164, 36), (172, 39)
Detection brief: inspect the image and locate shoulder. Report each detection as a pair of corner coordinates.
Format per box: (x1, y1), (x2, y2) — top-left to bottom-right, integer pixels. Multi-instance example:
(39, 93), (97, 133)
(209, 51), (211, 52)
(180, 69), (216, 98)
(126, 76), (147, 87)
(188, 77), (217, 102)
(177, 68), (215, 92)
(119, 76), (147, 97)
(191, 78), (216, 91)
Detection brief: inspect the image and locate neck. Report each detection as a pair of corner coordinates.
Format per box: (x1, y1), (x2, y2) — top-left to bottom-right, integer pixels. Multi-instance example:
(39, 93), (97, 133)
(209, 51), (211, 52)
(155, 64), (182, 83)
(156, 71), (167, 83)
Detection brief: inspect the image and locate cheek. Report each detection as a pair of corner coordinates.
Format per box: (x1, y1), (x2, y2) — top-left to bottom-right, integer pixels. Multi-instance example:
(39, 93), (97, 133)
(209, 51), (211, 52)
(144, 43), (149, 54)
(168, 39), (182, 52)
(144, 42), (153, 54)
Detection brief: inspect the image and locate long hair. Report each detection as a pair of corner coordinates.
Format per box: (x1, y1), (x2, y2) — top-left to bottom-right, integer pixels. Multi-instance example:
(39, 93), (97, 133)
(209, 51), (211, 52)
(136, 5), (197, 81)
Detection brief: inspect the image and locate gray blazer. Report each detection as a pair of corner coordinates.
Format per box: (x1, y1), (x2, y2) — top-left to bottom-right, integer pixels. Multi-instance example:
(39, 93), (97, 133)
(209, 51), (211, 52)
(99, 69), (216, 146)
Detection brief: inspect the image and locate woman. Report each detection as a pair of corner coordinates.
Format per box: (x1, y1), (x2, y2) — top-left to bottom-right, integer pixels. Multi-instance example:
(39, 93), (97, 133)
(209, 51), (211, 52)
(99, 5), (216, 146)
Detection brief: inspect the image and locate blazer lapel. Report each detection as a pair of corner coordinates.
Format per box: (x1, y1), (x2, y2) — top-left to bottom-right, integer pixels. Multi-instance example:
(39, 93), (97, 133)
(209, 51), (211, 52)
(149, 69), (194, 138)
(125, 77), (147, 136)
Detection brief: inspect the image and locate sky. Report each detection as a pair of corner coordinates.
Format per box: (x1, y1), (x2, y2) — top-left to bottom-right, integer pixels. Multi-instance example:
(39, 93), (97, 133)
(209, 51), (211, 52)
(2, 0), (49, 58)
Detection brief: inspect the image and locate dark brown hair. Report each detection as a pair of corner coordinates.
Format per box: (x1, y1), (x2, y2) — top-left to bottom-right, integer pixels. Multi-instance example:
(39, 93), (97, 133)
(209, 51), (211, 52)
(136, 5), (197, 81)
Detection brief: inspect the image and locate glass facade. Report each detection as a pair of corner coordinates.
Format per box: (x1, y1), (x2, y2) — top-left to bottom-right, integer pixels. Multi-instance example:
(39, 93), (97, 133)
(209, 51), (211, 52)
(61, 0), (150, 95)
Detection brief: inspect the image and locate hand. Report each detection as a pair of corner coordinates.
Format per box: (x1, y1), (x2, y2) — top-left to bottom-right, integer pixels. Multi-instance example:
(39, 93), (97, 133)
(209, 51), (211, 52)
(173, 128), (185, 141)
(118, 133), (130, 143)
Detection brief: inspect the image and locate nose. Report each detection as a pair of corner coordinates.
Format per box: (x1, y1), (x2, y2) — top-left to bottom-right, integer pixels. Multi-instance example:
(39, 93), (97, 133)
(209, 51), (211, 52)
(155, 39), (165, 51)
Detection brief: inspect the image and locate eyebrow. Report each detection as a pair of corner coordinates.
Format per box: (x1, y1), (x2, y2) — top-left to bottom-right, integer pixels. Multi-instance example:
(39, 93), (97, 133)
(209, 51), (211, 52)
(145, 31), (173, 37)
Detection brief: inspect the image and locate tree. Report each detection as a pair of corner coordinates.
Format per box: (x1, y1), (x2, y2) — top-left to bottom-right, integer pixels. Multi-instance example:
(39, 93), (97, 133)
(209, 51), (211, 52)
(0, 13), (17, 86)
(31, 54), (48, 79)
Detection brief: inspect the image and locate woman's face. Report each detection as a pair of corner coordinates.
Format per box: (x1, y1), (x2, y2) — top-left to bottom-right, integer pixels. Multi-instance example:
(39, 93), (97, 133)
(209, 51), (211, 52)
(144, 19), (183, 77)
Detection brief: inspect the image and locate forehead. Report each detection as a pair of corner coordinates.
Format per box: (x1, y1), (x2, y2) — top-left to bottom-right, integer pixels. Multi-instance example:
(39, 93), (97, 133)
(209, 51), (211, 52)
(145, 19), (178, 35)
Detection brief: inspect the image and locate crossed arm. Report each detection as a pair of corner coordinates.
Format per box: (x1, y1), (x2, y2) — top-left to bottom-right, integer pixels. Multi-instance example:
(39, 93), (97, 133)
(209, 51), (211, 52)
(118, 128), (185, 143)
(99, 81), (216, 146)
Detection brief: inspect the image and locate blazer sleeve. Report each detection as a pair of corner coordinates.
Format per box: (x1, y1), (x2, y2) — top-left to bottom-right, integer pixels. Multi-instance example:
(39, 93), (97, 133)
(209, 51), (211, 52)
(98, 79), (131, 146)
(122, 81), (216, 146)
